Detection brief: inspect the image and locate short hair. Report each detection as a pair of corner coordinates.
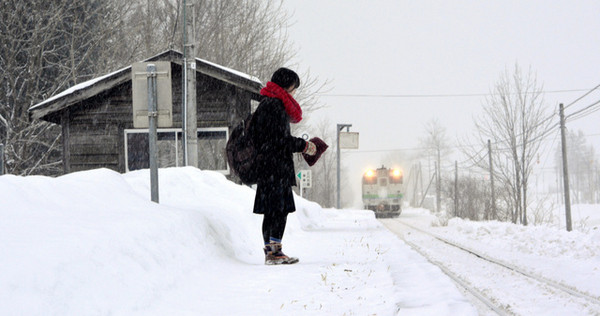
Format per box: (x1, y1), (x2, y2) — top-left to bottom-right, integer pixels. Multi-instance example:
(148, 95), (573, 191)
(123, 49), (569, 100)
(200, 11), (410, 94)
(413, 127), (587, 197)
(271, 67), (300, 90)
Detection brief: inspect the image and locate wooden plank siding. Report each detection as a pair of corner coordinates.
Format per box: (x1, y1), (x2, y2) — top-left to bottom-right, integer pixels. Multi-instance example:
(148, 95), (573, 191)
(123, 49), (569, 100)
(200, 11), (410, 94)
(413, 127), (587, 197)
(58, 61), (254, 174)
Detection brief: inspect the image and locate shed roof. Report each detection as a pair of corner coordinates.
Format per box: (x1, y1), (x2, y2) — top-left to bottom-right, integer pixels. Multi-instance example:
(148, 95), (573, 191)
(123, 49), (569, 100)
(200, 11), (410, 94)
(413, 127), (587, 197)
(29, 50), (263, 123)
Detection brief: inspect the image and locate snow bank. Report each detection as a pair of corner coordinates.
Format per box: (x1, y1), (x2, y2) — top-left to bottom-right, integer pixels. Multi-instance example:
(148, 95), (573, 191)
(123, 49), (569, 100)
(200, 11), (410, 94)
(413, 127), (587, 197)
(0, 167), (475, 315)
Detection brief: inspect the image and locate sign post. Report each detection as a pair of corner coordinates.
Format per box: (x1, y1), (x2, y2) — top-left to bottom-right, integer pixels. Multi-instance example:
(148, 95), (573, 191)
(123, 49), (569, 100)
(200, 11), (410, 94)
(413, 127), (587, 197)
(132, 62), (172, 203)
(337, 124), (358, 209)
(147, 64), (159, 203)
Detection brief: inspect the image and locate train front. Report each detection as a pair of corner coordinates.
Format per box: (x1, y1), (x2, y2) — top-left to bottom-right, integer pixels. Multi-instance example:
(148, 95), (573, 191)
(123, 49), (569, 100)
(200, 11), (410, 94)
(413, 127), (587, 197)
(362, 166), (404, 218)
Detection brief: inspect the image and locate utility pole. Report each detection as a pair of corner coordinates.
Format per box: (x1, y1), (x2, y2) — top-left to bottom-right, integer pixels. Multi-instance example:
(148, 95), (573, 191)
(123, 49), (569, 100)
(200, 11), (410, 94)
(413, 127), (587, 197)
(559, 103), (572, 231)
(419, 162), (424, 204)
(436, 149), (441, 213)
(454, 160), (458, 217)
(488, 139), (496, 220)
(182, 0), (198, 167)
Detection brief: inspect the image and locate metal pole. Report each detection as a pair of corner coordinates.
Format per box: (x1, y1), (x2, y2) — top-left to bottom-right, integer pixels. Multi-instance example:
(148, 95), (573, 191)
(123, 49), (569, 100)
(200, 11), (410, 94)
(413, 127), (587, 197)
(147, 64), (159, 203)
(559, 103), (572, 231)
(0, 143), (4, 175)
(336, 124), (352, 209)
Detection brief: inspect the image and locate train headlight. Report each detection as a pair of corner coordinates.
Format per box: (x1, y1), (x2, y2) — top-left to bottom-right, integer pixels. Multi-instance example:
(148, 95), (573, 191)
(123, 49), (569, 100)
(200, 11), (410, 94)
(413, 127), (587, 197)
(390, 168), (403, 183)
(363, 169), (377, 184)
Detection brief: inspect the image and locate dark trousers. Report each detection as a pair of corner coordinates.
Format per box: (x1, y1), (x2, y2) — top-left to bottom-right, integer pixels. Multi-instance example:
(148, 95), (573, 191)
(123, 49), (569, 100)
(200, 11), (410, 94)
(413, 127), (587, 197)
(262, 210), (288, 244)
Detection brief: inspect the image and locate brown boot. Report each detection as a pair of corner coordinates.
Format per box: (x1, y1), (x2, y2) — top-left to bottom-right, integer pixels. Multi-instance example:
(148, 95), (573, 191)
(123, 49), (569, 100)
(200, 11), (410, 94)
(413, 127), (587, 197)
(264, 242), (299, 265)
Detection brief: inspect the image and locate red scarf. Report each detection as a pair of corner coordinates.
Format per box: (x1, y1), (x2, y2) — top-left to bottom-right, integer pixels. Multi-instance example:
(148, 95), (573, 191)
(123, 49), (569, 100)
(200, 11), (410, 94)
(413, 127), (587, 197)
(260, 81), (302, 123)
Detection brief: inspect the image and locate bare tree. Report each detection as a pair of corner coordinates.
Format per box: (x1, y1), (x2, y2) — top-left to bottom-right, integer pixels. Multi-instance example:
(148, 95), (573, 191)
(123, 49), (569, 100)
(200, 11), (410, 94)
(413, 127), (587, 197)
(0, 0), (131, 175)
(2, 0), (323, 176)
(419, 118), (452, 212)
(554, 130), (599, 204)
(445, 175), (489, 220)
(301, 119), (336, 207)
(468, 64), (551, 225)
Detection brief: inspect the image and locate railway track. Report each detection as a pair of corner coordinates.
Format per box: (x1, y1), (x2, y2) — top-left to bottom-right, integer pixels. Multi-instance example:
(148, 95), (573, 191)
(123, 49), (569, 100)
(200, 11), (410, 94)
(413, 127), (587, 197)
(381, 218), (600, 315)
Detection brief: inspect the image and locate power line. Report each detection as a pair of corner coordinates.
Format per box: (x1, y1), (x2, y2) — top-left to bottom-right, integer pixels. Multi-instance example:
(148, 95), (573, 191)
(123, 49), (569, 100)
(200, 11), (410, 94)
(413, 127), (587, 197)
(342, 130), (600, 156)
(316, 88), (593, 99)
(343, 143), (486, 155)
(563, 83), (600, 110)
(566, 99), (600, 122)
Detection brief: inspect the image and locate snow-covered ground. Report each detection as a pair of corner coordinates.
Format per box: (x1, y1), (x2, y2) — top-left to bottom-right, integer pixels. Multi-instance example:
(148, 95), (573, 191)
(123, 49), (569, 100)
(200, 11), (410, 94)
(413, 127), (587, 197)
(385, 206), (600, 315)
(399, 206), (600, 303)
(0, 167), (474, 315)
(1, 167), (599, 315)
(402, 205), (600, 300)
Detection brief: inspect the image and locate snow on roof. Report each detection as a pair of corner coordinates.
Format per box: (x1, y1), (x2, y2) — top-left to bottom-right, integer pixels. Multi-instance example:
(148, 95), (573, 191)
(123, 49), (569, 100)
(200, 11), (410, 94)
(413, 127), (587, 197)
(29, 66), (130, 112)
(29, 51), (263, 113)
(196, 56), (262, 84)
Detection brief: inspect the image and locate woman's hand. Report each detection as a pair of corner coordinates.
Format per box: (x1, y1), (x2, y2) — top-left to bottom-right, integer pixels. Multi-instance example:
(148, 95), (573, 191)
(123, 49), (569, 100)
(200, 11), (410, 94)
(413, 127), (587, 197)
(303, 141), (317, 156)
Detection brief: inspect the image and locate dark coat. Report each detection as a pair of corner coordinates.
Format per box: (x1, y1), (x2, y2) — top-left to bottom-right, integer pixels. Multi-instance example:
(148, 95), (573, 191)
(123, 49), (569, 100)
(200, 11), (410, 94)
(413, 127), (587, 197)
(249, 97), (306, 214)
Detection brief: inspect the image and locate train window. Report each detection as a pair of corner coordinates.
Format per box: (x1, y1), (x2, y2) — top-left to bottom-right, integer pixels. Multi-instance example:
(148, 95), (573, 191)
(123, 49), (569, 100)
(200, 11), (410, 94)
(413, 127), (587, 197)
(379, 178), (388, 186)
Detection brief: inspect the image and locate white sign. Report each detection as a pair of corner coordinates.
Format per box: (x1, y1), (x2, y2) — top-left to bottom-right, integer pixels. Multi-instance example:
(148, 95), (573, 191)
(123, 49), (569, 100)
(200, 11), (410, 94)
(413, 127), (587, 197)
(297, 170), (312, 188)
(132, 62), (173, 128)
(340, 132), (359, 149)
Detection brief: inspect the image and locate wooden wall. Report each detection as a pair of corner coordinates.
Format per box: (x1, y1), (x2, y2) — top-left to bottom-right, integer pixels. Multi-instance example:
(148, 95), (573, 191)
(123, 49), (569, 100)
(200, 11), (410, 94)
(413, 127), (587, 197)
(62, 63), (253, 174)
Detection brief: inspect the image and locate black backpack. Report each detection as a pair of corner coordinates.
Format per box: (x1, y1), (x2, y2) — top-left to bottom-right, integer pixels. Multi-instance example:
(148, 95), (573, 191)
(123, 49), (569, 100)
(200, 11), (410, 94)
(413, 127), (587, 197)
(226, 113), (259, 185)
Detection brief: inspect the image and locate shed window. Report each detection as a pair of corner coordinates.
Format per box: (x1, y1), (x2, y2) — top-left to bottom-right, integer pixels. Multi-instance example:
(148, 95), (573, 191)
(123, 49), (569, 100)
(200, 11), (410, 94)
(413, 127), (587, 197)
(125, 128), (229, 174)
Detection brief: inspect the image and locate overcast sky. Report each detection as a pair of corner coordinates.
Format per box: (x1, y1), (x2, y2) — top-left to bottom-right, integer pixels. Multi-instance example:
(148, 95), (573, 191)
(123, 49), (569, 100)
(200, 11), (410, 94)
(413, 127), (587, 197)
(282, 1), (600, 206)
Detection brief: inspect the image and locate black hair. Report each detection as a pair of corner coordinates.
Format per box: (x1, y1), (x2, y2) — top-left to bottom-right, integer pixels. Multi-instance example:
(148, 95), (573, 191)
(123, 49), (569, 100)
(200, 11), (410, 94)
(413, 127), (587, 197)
(271, 67), (300, 90)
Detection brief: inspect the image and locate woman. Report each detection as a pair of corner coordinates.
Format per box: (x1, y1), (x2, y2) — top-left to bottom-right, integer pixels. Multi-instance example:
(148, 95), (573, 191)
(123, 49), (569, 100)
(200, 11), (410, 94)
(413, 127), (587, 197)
(249, 68), (317, 265)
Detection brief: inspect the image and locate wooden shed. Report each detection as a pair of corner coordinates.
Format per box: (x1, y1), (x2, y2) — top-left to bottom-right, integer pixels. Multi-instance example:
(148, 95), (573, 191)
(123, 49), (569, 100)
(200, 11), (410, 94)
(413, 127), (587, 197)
(28, 50), (262, 175)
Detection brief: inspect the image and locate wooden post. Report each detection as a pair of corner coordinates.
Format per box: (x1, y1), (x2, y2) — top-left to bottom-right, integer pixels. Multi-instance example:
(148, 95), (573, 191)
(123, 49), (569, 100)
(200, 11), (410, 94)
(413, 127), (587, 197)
(559, 103), (572, 231)
(454, 160), (458, 217)
(436, 149), (441, 213)
(488, 139), (496, 220)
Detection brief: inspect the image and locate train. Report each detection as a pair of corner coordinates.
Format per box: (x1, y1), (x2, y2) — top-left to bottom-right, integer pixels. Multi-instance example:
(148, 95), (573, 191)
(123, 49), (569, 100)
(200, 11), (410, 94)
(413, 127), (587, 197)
(362, 165), (404, 218)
